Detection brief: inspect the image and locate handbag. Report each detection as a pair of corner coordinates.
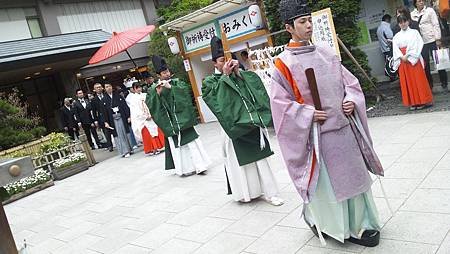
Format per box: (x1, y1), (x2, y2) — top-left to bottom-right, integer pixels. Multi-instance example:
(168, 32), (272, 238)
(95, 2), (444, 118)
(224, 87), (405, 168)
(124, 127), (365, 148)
(432, 48), (450, 70)
(96, 129), (107, 144)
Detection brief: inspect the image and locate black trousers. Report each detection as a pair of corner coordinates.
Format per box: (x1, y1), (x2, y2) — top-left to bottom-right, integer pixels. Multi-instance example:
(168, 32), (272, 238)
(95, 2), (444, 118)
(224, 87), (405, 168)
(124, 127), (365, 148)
(101, 126), (113, 148)
(421, 41), (448, 88)
(66, 128), (79, 140)
(81, 124), (100, 148)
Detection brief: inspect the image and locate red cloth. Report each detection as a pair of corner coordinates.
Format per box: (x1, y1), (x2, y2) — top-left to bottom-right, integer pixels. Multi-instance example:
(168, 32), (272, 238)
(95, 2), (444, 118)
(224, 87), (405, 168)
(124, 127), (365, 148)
(142, 126), (164, 154)
(398, 47), (433, 106)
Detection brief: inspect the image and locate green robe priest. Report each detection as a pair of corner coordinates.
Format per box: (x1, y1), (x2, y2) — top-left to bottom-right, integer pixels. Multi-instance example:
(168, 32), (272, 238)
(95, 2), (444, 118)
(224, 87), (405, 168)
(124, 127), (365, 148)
(202, 37), (283, 206)
(146, 55), (211, 176)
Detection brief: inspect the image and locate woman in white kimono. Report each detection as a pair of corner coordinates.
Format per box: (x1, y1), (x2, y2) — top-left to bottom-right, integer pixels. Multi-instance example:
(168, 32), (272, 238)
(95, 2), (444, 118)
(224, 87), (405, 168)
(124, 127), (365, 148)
(392, 14), (433, 110)
(126, 82), (164, 155)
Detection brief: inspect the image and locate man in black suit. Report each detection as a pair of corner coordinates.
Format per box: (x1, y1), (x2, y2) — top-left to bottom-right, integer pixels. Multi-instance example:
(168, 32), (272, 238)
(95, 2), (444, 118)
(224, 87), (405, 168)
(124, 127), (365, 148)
(92, 83), (113, 152)
(60, 98), (79, 140)
(101, 83), (132, 157)
(73, 89), (100, 149)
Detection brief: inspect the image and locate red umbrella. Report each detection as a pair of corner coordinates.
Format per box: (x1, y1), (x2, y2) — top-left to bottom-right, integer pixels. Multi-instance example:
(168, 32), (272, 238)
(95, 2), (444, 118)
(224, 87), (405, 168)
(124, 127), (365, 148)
(88, 25), (156, 65)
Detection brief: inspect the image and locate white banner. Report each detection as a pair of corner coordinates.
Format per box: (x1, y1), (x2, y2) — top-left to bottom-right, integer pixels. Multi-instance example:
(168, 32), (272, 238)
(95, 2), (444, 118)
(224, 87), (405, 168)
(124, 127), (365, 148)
(218, 8), (256, 40)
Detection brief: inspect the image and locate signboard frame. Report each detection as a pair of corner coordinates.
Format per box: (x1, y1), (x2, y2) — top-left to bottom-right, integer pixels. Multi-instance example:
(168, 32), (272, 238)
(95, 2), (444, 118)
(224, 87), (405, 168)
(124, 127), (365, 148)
(311, 8), (341, 60)
(181, 6), (260, 53)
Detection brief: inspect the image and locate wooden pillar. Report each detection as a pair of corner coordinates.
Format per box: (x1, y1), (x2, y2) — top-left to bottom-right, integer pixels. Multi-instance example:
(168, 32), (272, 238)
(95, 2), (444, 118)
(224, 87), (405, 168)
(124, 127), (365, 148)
(220, 26), (232, 60)
(176, 31), (205, 123)
(258, 0), (274, 47)
(78, 133), (96, 166)
(0, 203), (18, 254)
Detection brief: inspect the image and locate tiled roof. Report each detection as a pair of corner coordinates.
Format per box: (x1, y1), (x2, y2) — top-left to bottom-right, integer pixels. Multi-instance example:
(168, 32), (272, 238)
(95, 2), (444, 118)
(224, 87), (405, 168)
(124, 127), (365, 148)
(0, 30), (111, 64)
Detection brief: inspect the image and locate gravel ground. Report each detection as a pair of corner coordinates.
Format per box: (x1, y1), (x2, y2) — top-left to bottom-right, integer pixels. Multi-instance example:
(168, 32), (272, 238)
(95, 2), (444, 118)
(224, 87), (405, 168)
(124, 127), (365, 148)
(367, 79), (450, 118)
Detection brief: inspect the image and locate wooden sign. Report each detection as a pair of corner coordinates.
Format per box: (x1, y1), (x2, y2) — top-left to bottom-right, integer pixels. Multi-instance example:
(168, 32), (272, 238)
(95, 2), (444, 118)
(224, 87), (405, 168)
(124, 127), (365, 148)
(311, 8), (341, 60)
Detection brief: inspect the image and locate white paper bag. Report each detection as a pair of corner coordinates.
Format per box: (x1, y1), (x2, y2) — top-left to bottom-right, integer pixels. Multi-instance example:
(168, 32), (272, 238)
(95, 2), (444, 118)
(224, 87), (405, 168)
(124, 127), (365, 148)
(432, 48), (450, 70)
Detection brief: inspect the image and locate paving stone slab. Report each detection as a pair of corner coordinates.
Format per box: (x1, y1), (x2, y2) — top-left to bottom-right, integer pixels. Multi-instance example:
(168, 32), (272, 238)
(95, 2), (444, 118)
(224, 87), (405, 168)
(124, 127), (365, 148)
(176, 217), (234, 243)
(245, 226), (313, 254)
(151, 238), (202, 254)
(361, 239), (438, 254)
(131, 223), (187, 249)
(225, 210), (286, 237)
(193, 232), (257, 254)
(381, 211), (450, 244)
(400, 189), (450, 214)
(436, 231), (450, 254)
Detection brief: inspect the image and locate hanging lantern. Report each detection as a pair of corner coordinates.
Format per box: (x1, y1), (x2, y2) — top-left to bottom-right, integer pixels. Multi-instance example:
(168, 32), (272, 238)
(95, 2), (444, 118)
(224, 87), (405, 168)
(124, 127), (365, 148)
(248, 4), (264, 29)
(168, 37), (180, 54)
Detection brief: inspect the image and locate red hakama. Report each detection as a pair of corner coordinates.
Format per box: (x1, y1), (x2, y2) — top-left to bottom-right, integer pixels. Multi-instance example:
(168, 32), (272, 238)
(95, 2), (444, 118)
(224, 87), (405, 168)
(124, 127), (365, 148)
(142, 127), (164, 154)
(398, 47), (433, 106)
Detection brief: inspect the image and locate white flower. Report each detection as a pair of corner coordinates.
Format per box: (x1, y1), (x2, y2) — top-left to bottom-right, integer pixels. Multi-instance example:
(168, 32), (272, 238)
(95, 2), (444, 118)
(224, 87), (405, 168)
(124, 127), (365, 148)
(53, 152), (86, 169)
(4, 169), (51, 195)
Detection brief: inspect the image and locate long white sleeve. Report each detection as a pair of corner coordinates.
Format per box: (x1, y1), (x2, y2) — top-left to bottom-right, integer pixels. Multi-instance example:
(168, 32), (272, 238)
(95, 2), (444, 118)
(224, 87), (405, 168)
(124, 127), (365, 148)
(406, 30), (424, 65)
(392, 36), (402, 71)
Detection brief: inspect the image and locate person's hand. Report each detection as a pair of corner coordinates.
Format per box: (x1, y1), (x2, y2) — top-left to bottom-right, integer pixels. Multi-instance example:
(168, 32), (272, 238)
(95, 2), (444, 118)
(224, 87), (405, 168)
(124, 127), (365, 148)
(314, 110), (327, 122)
(64, 127), (68, 131)
(222, 60), (234, 75)
(94, 121), (99, 127)
(156, 85), (164, 95)
(436, 40), (442, 48)
(105, 122), (111, 129)
(72, 128), (76, 131)
(342, 101), (355, 115)
(90, 123), (95, 128)
(231, 60), (241, 76)
(127, 117), (131, 123)
(401, 55), (408, 62)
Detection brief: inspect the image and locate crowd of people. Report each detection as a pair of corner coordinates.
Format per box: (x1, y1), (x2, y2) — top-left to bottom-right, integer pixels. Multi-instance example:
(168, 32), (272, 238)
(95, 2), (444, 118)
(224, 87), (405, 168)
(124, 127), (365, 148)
(377, 0), (449, 110)
(57, 0), (394, 247)
(59, 75), (164, 158)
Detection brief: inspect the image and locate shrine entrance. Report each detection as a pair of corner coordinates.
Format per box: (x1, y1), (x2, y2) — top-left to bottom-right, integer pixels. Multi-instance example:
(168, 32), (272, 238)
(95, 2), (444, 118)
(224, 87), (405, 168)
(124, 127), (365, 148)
(159, 0), (273, 122)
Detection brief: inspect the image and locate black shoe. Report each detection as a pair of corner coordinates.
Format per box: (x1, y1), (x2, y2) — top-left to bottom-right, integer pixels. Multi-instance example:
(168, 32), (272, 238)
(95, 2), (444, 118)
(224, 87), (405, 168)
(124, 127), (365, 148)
(91, 147), (96, 150)
(347, 230), (380, 247)
(309, 224), (319, 238)
(197, 170), (207, 175)
(108, 147), (113, 152)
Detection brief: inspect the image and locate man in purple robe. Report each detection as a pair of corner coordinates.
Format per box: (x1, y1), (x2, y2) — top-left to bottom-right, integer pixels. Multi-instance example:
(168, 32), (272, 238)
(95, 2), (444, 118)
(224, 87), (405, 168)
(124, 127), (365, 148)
(270, 0), (384, 247)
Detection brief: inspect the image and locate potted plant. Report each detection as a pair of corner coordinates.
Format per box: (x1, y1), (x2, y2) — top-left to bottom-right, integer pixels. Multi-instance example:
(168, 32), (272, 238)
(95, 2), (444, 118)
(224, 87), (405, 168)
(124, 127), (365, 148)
(2, 169), (54, 204)
(52, 152), (88, 180)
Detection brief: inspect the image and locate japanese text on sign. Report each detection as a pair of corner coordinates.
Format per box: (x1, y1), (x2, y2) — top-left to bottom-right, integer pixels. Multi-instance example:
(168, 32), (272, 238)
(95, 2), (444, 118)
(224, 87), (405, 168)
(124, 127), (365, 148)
(218, 8), (256, 40)
(182, 22), (218, 52)
(311, 8), (341, 60)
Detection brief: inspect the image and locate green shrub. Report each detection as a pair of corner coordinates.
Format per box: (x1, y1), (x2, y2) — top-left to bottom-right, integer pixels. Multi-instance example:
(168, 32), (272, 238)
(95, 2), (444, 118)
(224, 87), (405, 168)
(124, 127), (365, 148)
(263, 0), (376, 93)
(148, 0), (214, 81)
(40, 132), (71, 154)
(0, 90), (46, 150)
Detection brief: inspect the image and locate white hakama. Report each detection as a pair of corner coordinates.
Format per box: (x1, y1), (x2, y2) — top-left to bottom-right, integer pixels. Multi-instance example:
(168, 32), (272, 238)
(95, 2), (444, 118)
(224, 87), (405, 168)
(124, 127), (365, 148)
(167, 131), (211, 176)
(222, 130), (279, 202)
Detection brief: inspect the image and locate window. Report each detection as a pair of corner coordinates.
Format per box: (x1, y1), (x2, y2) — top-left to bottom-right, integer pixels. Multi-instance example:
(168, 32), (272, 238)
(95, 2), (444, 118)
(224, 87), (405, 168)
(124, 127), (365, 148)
(26, 17), (43, 38)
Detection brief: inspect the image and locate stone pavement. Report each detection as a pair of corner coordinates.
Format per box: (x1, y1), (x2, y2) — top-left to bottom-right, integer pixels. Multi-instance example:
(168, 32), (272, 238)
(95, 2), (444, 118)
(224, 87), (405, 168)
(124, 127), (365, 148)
(5, 111), (450, 254)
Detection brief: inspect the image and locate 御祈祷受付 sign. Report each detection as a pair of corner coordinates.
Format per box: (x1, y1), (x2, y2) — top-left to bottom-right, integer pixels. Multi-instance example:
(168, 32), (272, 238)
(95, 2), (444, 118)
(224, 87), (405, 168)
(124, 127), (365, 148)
(182, 22), (218, 52)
